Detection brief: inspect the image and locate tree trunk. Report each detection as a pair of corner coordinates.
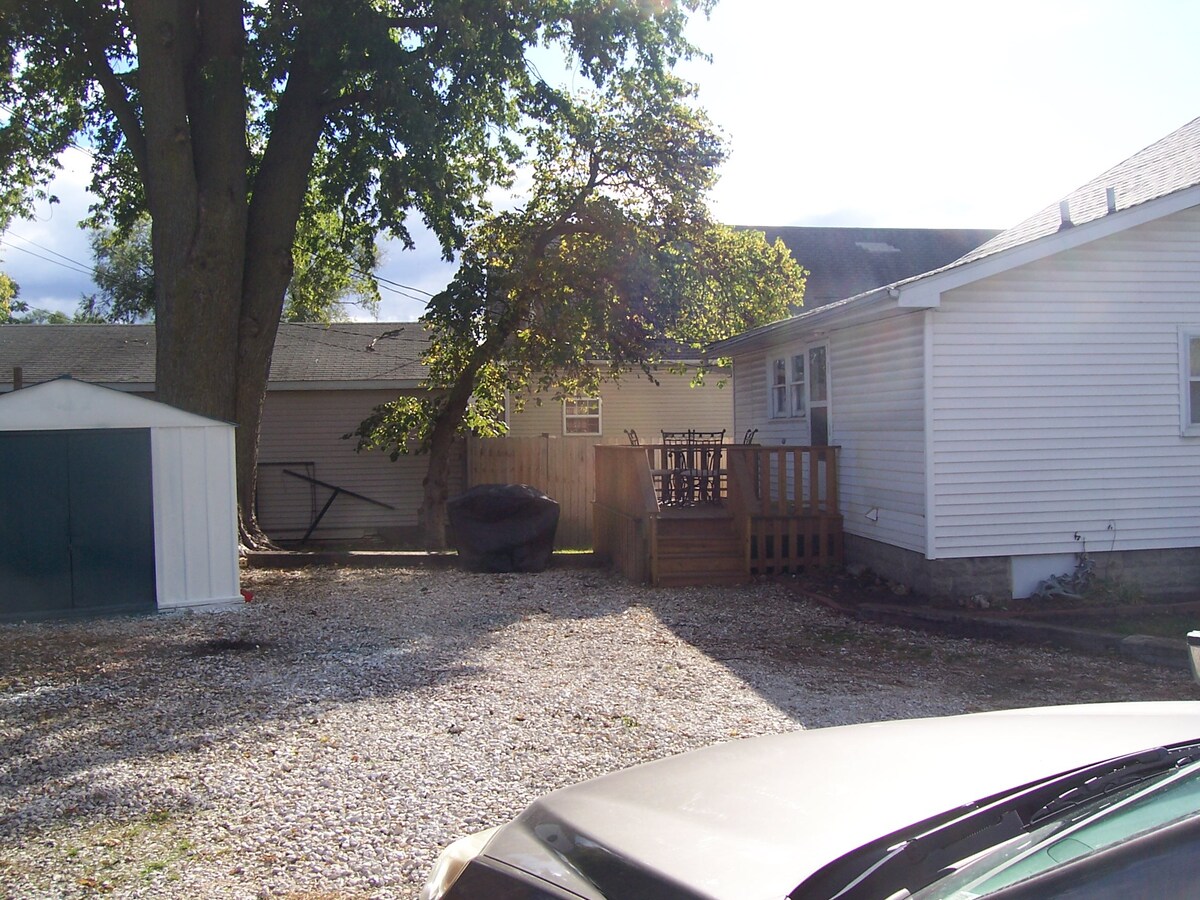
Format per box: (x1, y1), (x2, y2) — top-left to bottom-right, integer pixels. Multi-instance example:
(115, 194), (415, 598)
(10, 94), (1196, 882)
(130, 2), (329, 548)
(419, 432), (456, 551)
(232, 43), (335, 548)
(130, 0), (251, 525)
(418, 369), (481, 550)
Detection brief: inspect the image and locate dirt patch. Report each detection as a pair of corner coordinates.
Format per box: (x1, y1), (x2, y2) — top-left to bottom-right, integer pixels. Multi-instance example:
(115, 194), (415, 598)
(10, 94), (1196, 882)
(783, 566), (1200, 642)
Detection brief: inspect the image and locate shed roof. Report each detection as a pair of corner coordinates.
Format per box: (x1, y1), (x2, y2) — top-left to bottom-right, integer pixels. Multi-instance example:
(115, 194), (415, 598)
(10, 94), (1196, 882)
(0, 321), (432, 390)
(955, 115), (1200, 268)
(0, 376), (234, 430)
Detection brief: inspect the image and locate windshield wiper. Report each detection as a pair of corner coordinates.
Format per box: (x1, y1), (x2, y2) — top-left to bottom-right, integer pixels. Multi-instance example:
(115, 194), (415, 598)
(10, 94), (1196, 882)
(792, 741), (1200, 900)
(1029, 745), (1198, 824)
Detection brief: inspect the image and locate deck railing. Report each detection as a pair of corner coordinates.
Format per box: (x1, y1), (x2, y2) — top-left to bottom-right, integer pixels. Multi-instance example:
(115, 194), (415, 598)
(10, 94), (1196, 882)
(725, 445), (842, 573)
(594, 444), (842, 581)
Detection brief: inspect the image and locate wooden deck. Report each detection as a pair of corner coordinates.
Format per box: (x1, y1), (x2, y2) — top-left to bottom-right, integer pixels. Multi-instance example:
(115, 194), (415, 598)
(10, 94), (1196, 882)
(594, 444), (844, 587)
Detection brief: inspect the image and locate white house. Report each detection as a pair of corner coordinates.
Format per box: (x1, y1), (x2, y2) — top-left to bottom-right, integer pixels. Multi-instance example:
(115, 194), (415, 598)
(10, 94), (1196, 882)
(0, 378), (240, 618)
(713, 115), (1200, 601)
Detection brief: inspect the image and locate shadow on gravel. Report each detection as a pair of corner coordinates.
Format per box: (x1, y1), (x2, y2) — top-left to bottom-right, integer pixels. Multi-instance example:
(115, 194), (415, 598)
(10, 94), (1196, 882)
(3, 564), (1198, 840)
(0, 565), (627, 833)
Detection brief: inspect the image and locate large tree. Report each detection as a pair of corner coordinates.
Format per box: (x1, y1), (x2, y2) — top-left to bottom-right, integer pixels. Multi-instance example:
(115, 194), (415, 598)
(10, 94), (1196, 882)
(0, 0), (710, 544)
(351, 75), (806, 547)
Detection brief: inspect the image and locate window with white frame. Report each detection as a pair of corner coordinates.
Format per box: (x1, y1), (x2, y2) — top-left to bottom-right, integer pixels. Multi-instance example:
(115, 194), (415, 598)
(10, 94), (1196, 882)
(790, 353), (806, 416)
(771, 358), (788, 418)
(769, 354), (808, 419)
(1183, 333), (1200, 434)
(563, 397), (601, 435)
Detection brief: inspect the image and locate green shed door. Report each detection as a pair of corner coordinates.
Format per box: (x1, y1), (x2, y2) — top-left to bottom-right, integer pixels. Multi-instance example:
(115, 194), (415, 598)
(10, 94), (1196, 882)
(0, 429), (156, 618)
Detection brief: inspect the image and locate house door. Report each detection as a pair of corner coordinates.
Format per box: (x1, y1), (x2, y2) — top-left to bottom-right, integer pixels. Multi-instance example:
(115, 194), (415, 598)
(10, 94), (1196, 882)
(0, 429), (156, 619)
(807, 344), (830, 445)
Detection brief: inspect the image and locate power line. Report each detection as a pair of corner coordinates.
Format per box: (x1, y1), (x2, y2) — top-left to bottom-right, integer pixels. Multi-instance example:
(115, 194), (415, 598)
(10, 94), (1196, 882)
(4, 231), (96, 273)
(347, 264), (438, 304)
(0, 237), (95, 279)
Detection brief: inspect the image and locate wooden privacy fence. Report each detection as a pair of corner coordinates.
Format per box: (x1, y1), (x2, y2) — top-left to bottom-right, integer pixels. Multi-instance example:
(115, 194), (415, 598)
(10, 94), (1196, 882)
(468, 435), (623, 548)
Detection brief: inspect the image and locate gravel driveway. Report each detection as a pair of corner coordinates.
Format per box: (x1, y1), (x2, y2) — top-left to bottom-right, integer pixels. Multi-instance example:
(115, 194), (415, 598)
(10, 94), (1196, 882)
(2, 565), (1196, 899)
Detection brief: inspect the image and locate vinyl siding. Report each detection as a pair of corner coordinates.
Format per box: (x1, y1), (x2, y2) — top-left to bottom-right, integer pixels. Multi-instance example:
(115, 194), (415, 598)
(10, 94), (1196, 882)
(731, 313), (928, 552)
(257, 389), (464, 541)
(929, 205), (1200, 558)
(506, 368), (732, 441)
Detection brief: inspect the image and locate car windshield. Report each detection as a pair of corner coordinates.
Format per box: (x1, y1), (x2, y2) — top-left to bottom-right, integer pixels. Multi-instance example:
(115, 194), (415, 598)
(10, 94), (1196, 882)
(910, 759), (1200, 899)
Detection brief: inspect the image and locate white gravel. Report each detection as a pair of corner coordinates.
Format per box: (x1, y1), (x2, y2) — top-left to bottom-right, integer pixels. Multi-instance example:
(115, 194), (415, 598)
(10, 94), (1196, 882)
(1, 565), (1195, 899)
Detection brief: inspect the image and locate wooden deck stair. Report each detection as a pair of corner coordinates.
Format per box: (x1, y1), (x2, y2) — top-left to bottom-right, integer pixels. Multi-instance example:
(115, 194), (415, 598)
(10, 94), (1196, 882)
(593, 444), (843, 588)
(654, 513), (748, 587)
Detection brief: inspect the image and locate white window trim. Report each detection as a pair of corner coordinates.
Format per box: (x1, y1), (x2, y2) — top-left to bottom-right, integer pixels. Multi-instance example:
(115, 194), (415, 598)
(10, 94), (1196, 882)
(1181, 329), (1200, 436)
(790, 352), (806, 417)
(767, 351), (811, 420)
(563, 397), (602, 436)
(768, 357), (787, 419)
(806, 342), (831, 445)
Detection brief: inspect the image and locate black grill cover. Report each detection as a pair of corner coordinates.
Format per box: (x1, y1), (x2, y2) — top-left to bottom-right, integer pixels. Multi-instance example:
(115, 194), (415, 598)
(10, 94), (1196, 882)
(447, 484), (560, 572)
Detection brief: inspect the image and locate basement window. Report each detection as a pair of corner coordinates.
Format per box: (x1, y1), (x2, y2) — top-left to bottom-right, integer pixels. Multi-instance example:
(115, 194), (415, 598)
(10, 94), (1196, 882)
(564, 397), (601, 435)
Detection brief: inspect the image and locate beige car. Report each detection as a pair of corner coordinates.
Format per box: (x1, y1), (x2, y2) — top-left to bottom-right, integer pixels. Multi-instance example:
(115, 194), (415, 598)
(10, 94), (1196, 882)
(423, 702), (1200, 899)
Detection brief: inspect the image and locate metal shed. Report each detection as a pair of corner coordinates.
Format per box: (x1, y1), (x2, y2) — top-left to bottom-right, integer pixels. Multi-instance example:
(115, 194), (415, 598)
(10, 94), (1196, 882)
(0, 378), (240, 619)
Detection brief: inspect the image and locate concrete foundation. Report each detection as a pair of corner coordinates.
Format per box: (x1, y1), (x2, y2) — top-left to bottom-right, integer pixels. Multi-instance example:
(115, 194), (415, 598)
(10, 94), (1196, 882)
(843, 535), (1200, 603)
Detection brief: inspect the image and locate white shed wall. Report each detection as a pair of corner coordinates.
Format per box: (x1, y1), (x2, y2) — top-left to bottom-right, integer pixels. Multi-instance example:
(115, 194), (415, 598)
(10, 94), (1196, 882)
(152, 426), (241, 609)
(834, 312), (927, 552)
(929, 205), (1200, 559)
(731, 311), (928, 552)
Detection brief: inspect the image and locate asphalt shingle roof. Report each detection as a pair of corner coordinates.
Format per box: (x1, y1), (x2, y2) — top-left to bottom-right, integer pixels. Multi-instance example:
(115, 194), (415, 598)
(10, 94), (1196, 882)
(0, 321), (431, 389)
(747, 226), (999, 308)
(954, 115), (1200, 268)
(713, 115), (1200, 355)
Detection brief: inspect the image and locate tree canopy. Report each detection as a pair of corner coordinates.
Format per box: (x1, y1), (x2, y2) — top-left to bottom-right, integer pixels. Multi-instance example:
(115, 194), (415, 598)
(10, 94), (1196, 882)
(0, 0), (714, 544)
(351, 74), (805, 546)
(0, 269), (19, 322)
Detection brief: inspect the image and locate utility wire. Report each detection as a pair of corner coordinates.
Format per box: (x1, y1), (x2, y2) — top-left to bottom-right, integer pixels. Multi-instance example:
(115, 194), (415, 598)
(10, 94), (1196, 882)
(4, 231), (96, 273)
(0, 237), (95, 279)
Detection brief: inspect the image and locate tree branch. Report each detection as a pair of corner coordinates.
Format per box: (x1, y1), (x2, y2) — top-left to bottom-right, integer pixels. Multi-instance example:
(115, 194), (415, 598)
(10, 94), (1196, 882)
(77, 11), (148, 177)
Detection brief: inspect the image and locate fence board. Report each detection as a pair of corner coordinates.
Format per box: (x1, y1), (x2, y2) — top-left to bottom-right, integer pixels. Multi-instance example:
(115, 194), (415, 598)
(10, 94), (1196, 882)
(468, 435), (622, 548)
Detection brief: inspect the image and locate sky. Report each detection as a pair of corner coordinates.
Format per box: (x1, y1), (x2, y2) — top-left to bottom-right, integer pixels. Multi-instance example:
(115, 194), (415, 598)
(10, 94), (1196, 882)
(3, 0), (1199, 322)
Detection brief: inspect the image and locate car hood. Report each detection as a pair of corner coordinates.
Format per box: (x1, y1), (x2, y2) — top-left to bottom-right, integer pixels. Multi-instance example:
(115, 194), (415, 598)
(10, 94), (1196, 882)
(482, 702), (1200, 900)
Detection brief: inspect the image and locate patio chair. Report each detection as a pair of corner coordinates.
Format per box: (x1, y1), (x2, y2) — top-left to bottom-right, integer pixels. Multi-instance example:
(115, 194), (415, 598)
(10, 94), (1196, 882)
(688, 430), (725, 502)
(660, 431), (695, 505)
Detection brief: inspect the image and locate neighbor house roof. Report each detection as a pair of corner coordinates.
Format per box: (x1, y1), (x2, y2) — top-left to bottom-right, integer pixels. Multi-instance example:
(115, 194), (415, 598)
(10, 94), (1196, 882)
(0, 321), (432, 391)
(714, 115), (1200, 355)
(748, 226), (999, 308)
